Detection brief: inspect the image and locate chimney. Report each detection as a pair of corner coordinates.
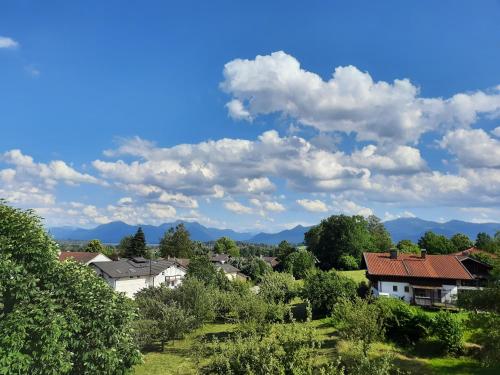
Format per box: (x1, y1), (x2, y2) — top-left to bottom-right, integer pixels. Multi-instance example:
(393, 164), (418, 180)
(389, 248), (398, 259)
(421, 249), (427, 259)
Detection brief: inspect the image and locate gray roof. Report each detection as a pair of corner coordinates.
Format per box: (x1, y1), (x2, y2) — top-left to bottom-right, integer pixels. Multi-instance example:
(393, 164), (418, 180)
(211, 254), (230, 263)
(92, 258), (183, 279)
(215, 263), (241, 274)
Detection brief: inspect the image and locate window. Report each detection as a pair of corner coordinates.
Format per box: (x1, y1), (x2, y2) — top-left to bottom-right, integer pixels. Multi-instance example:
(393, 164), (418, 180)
(393, 285), (398, 292)
(404, 286), (410, 293)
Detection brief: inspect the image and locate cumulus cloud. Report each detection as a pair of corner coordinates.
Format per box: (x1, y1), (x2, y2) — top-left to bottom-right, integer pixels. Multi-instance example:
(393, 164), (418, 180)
(221, 51), (500, 144)
(296, 199), (329, 212)
(440, 128), (500, 168)
(0, 36), (18, 49)
(3, 149), (100, 186)
(492, 126), (500, 137)
(224, 201), (253, 214)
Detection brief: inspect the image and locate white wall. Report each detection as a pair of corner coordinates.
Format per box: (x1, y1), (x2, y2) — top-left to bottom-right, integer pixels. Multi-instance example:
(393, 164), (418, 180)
(115, 277), (149, 298)
(379, 281), (412, 302)
(441, 284), (458, 304)
(91, 264), (187, 298)
(151, 265), (186, 289)
(86, 253), (112, 265)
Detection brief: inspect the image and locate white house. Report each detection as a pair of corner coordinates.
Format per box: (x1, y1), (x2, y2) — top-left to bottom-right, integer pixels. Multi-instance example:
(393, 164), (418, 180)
(215, 263), (248, 281)
(363, 249), (491, 307)
(59, 251), (112, 265)
(91, 257), (187, 298)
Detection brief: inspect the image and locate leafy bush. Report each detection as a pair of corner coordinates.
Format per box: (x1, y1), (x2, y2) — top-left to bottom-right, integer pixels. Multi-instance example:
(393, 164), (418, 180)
(212, 287), (289, 324)
(0, 202), (141, 374)
(375, 297), (432, 345)
(433, 311), (464, 355)
(200, 322), (320, 375)
(341, 345), (398, 375)
(337, 254), (359, 270)
(259, 271), (297, 304)
(302, 270), (358, 314)
(282, 249), (316, 278)
(329, 297), (385, 355)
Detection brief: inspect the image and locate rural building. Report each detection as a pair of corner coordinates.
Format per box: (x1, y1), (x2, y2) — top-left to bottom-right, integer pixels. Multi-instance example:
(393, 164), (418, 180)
(363, 249), (492, 307)
(91, 257), (187, 298)
(215, 263), (248, 281)
(58, 251), (111, 265)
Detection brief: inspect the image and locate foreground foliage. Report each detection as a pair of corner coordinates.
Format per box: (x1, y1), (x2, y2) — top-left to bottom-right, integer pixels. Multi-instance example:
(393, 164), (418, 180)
(0, 202), (140, 374)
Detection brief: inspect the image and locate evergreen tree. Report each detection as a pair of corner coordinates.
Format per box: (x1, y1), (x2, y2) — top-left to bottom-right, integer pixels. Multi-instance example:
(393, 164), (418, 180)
(125, 227), (147, 258)
(159, 223), (194, 258)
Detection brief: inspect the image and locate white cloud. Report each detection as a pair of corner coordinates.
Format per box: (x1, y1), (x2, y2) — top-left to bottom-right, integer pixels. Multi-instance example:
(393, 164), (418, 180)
(296, 199), (329, 212)
(224, 201), (253, 214)
(226, 99), (252, 120)
(350, 144), (426, 173)
(3, 149), (100, 186)
(0, 36), (18, 49)
(440, 128), (500, 168)
(221, 51), (500, 144)
(330, 198), (373, 217)
(492, 126), (500, 138)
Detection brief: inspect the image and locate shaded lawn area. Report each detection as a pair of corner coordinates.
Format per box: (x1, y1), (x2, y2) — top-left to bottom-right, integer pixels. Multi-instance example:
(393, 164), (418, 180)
(338, 269), (368, 284)
(134, 316), (499, 375)
(133, 323), (236, 375)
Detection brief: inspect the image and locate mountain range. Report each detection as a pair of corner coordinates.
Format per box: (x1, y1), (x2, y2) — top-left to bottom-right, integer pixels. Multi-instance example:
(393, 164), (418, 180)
(50, 218), (499, 245)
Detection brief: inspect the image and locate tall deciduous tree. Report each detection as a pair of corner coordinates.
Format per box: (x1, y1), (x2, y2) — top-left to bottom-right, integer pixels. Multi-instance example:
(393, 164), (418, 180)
(0, 201), (140, 374)
(367, 215), (393, 252)
(305, 215), (374, 269)
(214, 236), (240, 257)
(159, 223), (194, 258)
(84, 238), (105, 253)
(450, 233), (473, 252)
(417, 231), (454, 254)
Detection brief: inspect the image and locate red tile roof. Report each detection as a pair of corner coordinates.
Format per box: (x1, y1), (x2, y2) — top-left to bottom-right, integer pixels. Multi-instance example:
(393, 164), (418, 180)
(452, 247), (498, 260)
(363, 252), (473, 280)
(58, 251), (100, 264)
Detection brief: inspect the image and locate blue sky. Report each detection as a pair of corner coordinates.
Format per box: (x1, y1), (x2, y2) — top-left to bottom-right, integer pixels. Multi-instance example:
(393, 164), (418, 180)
(1, 0), (500, 231)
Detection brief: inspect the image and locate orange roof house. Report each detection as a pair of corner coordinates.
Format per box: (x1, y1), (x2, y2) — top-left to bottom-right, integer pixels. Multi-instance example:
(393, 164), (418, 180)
(363, 249), (491, 307)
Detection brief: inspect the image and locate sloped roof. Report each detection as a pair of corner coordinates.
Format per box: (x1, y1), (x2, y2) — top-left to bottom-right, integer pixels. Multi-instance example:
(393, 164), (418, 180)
(92, 258), (182, 278)
(59, 251), (102, 264)
(363, 252), (473, 280)
(261, 256), (280, 267)
(215, 263), (241, 274)
(452, 247), (498, 261)
(211, 254), (230, 263)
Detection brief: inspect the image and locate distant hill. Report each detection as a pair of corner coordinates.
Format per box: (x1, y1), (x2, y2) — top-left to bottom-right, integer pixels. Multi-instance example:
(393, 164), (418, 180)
(50, 218), (499, 245)
(50, 221), (254, 244)
(384, 218), (500, 243)
(249, 225), (312, 245)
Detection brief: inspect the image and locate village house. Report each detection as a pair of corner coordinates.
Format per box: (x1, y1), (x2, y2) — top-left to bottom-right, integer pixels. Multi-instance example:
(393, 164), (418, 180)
(91, 257), (187, 298)
(215, 262), (249, 281)
(363, 248), (492, 307)
(58, 251), (111, 265)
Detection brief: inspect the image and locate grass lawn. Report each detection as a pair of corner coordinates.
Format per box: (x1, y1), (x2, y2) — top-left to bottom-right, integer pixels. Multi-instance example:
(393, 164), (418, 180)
(133, 323), (236, 375)
(134, 312), (499, 375)
(338, 269), (368, 284)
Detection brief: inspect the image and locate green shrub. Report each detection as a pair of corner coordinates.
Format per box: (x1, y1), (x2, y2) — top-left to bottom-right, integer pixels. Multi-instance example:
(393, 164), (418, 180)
(338, 254), (359, 270)
(302, 270), (358, 314)
(433, 311), (464, 355)
(329, 297), (385, 355)
(375, 297), (432, 345)
(200, 322), (320, 375)
(259, 271), (297, 304)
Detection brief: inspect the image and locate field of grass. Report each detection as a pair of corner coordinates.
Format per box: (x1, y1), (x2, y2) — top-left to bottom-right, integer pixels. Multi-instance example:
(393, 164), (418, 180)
(133, 316), (499, 375)
(338, 269), (368, 284)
